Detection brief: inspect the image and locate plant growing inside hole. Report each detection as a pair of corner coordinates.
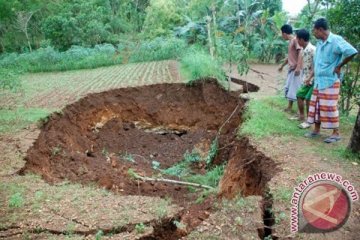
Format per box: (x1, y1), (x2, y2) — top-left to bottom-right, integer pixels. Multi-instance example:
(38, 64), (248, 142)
(205, 138), (218, 165)
(152, 160), (161, 170)
(127, 168), (139, 180)
(120, 152), (136, 163)
(195, 188), (217, 204)
(173, 220), (186, 230)
(183, 150), (201, 163)
(135, 223), (145, 234)
(51, 145), (62, 156)
(101, 147), (109, 157)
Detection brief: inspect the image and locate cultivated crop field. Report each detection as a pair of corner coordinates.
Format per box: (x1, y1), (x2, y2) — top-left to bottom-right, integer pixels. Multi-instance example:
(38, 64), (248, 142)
(0, 60), (181, 109)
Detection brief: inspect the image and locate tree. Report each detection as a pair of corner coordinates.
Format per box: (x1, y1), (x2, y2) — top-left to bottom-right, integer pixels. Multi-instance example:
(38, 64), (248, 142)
(15, 11), (35, 52)
(325, 0), (360, 152)
(142, 0), (183, 38)
(348, 109), (360, 153)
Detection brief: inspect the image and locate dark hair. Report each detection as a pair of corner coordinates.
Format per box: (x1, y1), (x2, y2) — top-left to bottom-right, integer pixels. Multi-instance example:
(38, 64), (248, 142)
(281, 24), (293, 34)
(296, 29), (310, 42)
(314, 18), (329, 30)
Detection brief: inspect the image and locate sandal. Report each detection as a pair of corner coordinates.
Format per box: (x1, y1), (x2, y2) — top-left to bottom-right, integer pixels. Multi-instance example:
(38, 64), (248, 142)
(298, 122), (311, 129)
(289, 115), (300, 121)
(324, 135), (341, 143)
(304, 132), (320, 138)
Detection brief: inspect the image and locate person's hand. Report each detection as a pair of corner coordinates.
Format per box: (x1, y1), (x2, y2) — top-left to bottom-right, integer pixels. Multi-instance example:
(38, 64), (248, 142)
(278, 66), (283, 72)
(305, 79), (311, 86)
(294, 68), (301, 76)
(334, 65), (341, 77)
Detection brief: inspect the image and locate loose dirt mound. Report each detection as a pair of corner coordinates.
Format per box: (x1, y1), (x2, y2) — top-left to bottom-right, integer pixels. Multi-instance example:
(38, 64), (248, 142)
(21, 80), (278, 239)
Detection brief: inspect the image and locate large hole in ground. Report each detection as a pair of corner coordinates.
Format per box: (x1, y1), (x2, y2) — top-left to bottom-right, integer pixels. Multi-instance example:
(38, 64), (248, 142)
(21, 80), (279, 239)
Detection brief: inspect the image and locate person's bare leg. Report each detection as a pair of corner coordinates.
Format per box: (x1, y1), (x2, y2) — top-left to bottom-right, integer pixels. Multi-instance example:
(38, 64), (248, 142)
(314, 122), (321, 133)
(332, 128), (339, 136)
(286, 101), (293, 112)
(305, 100), (310, 118)
(298, 98), (305, 121)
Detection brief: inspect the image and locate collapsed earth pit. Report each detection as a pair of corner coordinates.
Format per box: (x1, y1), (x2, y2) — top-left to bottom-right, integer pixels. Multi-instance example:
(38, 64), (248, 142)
(21, 80), (278, 239)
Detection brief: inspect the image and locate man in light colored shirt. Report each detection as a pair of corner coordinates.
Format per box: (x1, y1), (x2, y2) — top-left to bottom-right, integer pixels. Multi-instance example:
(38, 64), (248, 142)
(305, 18), (358, 143)
(278, 24), (303, 112)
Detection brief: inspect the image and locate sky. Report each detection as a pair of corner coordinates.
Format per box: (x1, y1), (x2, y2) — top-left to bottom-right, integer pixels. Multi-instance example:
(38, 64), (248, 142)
(282, 0), (308, 17)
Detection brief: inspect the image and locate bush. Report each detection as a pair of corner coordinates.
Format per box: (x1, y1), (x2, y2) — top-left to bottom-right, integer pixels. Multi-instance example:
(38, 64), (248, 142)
(129, 37), (187, 62)
(0, 44), (121, 73)
(180, 47), (226, 85)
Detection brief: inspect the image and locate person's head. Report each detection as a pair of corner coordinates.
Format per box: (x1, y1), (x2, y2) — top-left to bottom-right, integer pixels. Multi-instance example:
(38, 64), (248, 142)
(296, 29), (310, 48)
(313, 18), (329, 39)
(281, 24), (293, 40)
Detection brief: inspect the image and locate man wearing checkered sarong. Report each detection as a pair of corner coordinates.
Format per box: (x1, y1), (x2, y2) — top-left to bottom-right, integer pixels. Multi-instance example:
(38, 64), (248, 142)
(305, 18), (358, 143)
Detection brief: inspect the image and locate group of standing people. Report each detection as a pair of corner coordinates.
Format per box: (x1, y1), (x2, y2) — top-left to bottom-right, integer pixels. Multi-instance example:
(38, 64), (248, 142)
(279, 18), (358, 143)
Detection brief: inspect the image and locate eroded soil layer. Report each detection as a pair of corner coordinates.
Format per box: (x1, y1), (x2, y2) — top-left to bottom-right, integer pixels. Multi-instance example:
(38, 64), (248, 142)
(21, 80), (278, 239)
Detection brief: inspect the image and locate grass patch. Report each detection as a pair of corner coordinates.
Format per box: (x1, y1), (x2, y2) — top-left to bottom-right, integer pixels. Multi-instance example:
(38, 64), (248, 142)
(240, 96), (302, 138)
(185, 165), (224, 188)
(0, 107), (52, 133)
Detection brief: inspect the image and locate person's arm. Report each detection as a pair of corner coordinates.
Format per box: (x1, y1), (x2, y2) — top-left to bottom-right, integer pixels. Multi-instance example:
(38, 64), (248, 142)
(334, 53), (358, 77)
(333, 37), (358, 77)
(278, 59), (288, 72)
(304, 70), (314, 86)
(295, 49), (303, 76)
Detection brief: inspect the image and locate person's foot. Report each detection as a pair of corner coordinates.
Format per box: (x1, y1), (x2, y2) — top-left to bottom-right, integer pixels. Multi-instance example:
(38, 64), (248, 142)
(289, 115), (300, 120)
(298, 122), (311, 129)
(304, 131), (320, 138)
(324, 135), (341, 143)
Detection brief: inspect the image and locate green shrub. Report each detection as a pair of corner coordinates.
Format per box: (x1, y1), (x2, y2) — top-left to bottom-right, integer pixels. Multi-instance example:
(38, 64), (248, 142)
(180, 48), (226, 85)
(0, 44), (121, 73)
(129, 37), (186, 62)
(9, 192), (24, 208)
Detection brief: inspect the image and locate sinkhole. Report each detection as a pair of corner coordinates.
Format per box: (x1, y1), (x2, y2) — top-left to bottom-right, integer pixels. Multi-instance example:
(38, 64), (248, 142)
(21, 79), (278, 239)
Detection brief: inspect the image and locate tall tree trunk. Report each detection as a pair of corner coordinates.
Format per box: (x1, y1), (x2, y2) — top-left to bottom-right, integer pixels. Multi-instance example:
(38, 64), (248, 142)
(25, 30), (32, 52)
(206, 16), (214, 58)
(348, 108), (360, 153)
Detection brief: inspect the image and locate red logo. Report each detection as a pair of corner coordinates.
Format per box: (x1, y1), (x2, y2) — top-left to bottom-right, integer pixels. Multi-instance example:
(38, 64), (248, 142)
(301, 182), (351, 232)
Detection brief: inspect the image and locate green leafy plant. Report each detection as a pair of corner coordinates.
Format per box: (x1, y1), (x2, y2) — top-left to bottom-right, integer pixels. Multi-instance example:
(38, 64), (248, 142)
(120, 152), (136, 163)
(173, 220), (186, 229)
(51, 145), (62, 156)
(101, 148), (109, 157)
(151, 160), (161, 170)
(183, 150), (201, 163)
(95, 230), (104, 240)
(186, 165), (224, 188)
(205, 138), (218, 165)
(135, 223), (145, 234)
(9, 192), (24, 208)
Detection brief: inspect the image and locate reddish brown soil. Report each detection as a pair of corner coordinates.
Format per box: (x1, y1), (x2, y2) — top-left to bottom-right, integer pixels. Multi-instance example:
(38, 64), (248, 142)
(21, 80), (278, 239)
